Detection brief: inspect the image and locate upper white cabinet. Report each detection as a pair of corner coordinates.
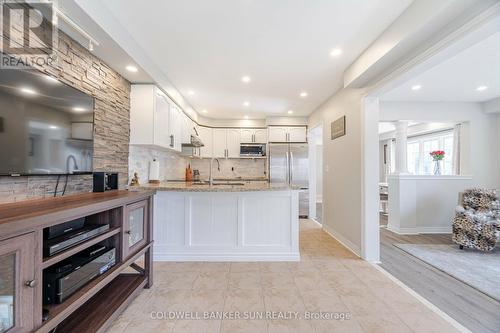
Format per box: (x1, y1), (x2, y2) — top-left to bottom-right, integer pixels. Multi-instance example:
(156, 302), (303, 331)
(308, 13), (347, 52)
(181, 113), (194, 144)
(226, 129), (241, 158)
(287, 127), (307, 142)
(197, 126), (213, 158)
(130, 85), (170, 148)
(213, 129), (241, 158)
(168, 104), (182, 152)
(130, 84), (191, 152)
(240, 128), (267, 143)
(268, 126), (307, 143)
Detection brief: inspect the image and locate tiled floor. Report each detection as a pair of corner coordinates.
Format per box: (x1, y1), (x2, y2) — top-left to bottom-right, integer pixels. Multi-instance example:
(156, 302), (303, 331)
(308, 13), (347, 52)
(107, 220), (459, 333)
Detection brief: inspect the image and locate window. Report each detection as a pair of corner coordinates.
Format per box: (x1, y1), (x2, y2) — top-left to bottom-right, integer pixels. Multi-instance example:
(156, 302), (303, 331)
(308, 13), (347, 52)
(407, 130), (454, 175)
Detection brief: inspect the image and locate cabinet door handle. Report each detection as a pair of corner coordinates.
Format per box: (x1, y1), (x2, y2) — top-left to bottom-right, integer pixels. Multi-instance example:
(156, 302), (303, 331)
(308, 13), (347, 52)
(170, 135), (174, 147)
(252, 134), (255, 142)
(125, 230), (131, 234)
(25, 280), (36, 288)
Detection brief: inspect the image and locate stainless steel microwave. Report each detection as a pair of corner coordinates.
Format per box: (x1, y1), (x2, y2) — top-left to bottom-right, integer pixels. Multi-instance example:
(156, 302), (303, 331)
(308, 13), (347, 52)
(240, 143), (266, 157)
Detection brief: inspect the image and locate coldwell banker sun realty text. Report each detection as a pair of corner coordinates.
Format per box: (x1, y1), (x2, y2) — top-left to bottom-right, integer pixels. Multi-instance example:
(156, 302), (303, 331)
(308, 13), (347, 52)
(0, 0), (58, 68)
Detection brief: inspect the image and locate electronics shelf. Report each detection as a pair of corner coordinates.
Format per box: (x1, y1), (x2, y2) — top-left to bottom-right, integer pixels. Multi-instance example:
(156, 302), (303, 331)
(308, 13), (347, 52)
(55, 274), (147, 333)
(0, 190), (155, 333)
(42, 227), (121, 269)
(38, 243), (152, 333)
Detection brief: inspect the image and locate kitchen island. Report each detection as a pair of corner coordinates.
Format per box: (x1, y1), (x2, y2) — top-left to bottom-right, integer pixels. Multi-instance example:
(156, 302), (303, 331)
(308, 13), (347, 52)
(135, 181), (300, 261)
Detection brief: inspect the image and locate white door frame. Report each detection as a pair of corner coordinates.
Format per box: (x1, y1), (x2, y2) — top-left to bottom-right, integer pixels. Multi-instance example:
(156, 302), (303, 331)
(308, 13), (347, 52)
(360, 97), (381, 262)
(308, 124), (323, 223)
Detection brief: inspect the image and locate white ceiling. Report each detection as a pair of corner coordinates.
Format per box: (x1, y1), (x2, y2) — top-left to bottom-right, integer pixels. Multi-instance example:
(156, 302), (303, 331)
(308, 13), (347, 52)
(77, 0), (412, 119)
(57, 1), (153, 84)
(382, 30), (500, 102)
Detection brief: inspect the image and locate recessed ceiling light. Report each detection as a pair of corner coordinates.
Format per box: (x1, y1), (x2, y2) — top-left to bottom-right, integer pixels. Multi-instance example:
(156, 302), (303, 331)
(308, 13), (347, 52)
(49, 125), (58, 130)
(241, 76), (251, 83)
(244, 115), (249, 119)
(243, 101), (250, 107)
(126, 65), (138, 73)
(201, 109), (208, 113)
(72, 107), (86, 112)
(44, 75), (59, 83)
(300, 92), (308, 98)
(476, 85), (488, 91)
(20, 87), (37, 95)
(411, 85), (421, 91)
(287, 110), (293, 114)
(330, 48), (342, 57)
(188, 90), (195, 96)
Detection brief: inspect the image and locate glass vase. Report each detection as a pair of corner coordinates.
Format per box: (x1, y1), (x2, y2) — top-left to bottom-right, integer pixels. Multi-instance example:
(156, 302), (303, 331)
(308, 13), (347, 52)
(433, 160), (442, 175)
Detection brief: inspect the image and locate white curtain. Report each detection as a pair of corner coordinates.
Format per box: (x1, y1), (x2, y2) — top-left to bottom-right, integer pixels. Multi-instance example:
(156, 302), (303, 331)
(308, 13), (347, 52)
(452, 123), (461, 175)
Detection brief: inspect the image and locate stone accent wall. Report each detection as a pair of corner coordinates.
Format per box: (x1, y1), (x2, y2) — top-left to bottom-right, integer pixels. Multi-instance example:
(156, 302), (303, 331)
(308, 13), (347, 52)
(0, 26), (130, 203)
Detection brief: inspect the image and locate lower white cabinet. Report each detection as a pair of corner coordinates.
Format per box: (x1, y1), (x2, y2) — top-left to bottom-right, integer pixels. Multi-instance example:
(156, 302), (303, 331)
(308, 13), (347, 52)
(153, 190), (300, 261)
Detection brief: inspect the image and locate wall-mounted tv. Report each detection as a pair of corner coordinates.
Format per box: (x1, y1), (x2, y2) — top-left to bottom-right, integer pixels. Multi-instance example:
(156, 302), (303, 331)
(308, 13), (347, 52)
(0, 63), (94, 176)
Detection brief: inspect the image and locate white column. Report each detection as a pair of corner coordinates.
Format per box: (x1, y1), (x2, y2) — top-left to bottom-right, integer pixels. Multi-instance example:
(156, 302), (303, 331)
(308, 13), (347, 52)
(393, 121), (408, 175)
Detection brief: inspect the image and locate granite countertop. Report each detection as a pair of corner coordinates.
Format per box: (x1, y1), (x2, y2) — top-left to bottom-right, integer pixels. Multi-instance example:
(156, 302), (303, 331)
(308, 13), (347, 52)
(130, 181), (298, 192)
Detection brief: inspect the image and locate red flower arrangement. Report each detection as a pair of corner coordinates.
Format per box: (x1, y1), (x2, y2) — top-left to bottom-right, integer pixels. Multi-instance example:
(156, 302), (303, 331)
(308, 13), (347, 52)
(430, 150), (445, 161)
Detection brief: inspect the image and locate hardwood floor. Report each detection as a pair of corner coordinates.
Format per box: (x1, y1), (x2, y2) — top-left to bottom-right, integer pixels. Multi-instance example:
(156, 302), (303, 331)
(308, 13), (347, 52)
(379, 227), (500, 333)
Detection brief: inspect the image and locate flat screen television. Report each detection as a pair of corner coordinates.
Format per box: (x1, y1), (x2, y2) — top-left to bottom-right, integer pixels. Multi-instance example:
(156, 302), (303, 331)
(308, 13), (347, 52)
(0, 64), (94, 176)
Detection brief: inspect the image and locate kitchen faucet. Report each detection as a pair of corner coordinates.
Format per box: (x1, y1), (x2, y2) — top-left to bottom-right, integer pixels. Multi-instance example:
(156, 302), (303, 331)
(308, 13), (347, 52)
(209, 158), (220, 186)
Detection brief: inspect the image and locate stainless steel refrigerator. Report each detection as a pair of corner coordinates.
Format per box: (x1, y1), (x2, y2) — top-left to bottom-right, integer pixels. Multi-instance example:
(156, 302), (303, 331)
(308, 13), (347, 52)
(269, 143), (309, 217)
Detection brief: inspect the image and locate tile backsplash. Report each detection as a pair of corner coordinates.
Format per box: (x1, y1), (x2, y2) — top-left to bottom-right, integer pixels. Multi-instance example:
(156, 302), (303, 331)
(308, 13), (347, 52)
(128, 146), (189, 183)
(190, 158), (267, 180)
(129, 146), (268, 183)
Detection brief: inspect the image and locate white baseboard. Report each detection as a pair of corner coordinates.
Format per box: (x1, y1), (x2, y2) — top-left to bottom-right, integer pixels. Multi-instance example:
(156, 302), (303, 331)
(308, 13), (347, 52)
(322, 225), (361, 258)
(387, 224), (451, 235)
(154, 252), (300, 262)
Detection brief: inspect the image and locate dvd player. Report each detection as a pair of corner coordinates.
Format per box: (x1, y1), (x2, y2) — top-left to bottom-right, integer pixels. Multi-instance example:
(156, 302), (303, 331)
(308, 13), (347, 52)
(43, 245), (116, 304)
(44, 224), (110, 257)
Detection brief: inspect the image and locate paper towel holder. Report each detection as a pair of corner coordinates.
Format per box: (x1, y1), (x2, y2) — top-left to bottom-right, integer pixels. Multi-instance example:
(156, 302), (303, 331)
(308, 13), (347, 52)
(149, 158), (160, 184)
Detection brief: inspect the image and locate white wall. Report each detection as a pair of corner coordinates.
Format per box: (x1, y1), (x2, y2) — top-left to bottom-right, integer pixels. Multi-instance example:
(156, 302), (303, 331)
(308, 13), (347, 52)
(380, 101), (498, 188)
(308, 88), (370, 255)
(496, 114), (500, 189)
(316, 144), (323, 201)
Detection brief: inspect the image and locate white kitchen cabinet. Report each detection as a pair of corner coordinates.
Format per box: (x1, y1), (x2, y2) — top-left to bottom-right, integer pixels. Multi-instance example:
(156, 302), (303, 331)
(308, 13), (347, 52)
(197, 126), (213, 158)
(130, 85), (171, 148)
(240, 129), (254, 143)
(268, 126), (307, 142)
(287, 127), (307, 142)
(168, 104), (182, 152)
(268, 127), (288, 142)
(226, 129), (241, 157)
(254, 129), (268, 143)
(213, 128), (241, 158)
(240, 128), (267, 143)
(213, 129), (227, 158)
(181, 113), (194, 144)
